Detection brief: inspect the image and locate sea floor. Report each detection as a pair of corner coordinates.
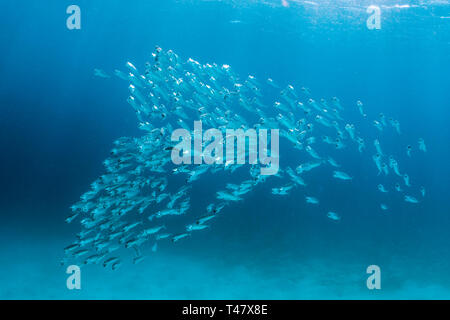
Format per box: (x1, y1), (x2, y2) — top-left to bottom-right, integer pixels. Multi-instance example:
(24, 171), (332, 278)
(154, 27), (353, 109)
(1, 235), (449, 300)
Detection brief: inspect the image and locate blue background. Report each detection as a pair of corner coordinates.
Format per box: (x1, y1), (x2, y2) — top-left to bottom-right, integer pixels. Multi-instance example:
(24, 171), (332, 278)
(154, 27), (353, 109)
(0, 0), (449, 299)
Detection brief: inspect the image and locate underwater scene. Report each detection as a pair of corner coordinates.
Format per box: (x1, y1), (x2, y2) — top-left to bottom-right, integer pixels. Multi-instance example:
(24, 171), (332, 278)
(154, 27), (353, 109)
(1, 0), (449, 300)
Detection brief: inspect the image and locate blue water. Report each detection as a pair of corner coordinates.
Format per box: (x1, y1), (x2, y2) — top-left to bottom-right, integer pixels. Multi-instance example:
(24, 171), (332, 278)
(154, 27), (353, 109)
(1, 0), (449, 299)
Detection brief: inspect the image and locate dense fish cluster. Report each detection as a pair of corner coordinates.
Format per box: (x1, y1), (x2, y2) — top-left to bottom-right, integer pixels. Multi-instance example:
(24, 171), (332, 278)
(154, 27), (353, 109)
(64, 46), (427, 269)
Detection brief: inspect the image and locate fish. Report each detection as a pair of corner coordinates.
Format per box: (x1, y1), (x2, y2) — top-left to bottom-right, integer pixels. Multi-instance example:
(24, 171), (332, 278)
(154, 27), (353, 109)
(154, 208), (181, 219)
(357, 137), (365, 153)
(334, 138), (345, 150)
(172, 233), (190, 242)
(403, 174), (411, 187)
(374, 139), (383, 156)
(392, 120), (401, 134)
(64, 244), (79, 254)
(381, 163), (389, 176)
(327, 157), (340, 168)
(65, 212), (79, 224)
(356, 100), (365, 116)
(186, 224), (209, 232)
(196, 214), (217, 225)
(73, 249), (89, 257)
(404, 195), (419, 204)
(296, 161), (323, 174)
(217, 191), (243, 202)
(302, 87), (311, 96)
(379, 113), (387, 126)
(345, 124), (356, 140)
(112, 261), (122, 270)
(123, 222), (142, 232)
(84, 253), (106, 265)
(272, 184), (295, 195)
(406, 145), (412, 157)
(327, 211), (341, 221)
(373, 120), (383, 132)
(156, 233), (172, 240)
(372, 154), (382, 175)
(333, 171), (352, 180)
(305, 196), (319, 204)
(286, 166), (307, 186)
(142, 225), (166, 236)
(322, 135), (334, 145)
(133, 256), (145, 264)
(389, 157), (402, 177)
(315, 115), (332, 128)
(418, 138), (427, 152)
(306, 145), (321, 160)
(103, 257), (120, 268)
(378, 184), (388, 193)
(94, 68), (110, 78)
(266, 78), (280, 88)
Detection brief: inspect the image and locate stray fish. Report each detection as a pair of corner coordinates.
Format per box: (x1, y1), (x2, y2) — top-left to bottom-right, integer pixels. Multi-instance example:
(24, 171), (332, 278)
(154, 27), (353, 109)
(333, 171), (352, 180)
(186, 224), (209, 232)
(94, 68), (110, 78)
(418, 138), (427, 152)
(374, 139), (383, 155)
(420, 186), (426, 197)
(305, 196), (319, 204)
(196, 214), (216, 225)
(403, 174), (411, 187)
(327, 157), (340, 168)
(406, 145), (412, 157)
(172, 233), (190, 242)
(272, 184), (295, 195)
(404, 195), (419, 203)
(327, 211), (341, 221)
(373, 120), (383, 132)
(356, 100), (365, 116)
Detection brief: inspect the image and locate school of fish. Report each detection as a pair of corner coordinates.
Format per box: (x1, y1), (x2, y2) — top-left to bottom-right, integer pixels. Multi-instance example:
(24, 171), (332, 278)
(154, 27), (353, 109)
(63, 46), (427, 270)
